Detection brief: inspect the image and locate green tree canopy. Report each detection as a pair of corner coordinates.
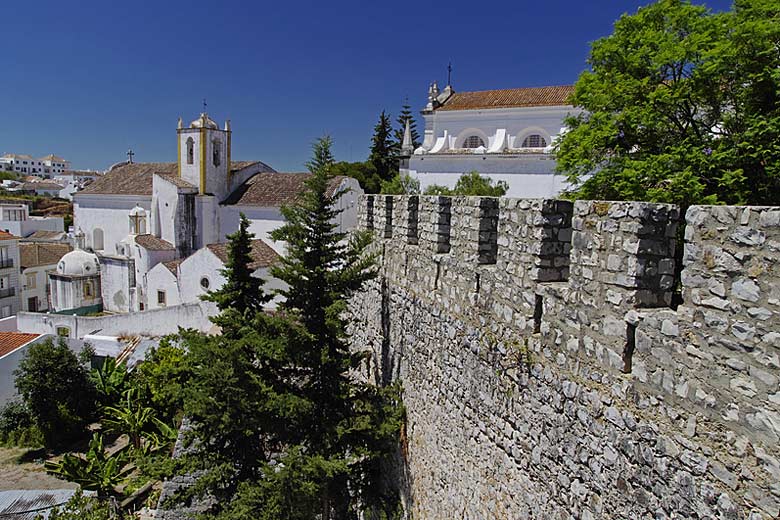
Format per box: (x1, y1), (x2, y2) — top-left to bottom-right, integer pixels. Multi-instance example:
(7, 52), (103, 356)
(556, 0), (780, 206)
(369, 111), (396, 185)
(393, 101), (421, 151)
(424, 171), (508, 197)
(14, 339), (96, 449)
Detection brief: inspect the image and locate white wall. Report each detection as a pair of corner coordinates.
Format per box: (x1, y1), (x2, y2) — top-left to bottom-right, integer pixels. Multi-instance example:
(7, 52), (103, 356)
(145, 263), (181, 310)
(99, 256), (133, 313)
(17, 301), (218, 339)
(0, 217), (64, 239)
(0, 335), (49, 406)
(74, 194), (152, 253)
(21, 265), (52, 312)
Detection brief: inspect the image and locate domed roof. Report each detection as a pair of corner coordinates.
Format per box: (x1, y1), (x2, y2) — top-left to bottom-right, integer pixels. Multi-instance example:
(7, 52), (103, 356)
(190, 113), (219, 129)
(129, 204), (146, 217)
(56, 250), (100, 276)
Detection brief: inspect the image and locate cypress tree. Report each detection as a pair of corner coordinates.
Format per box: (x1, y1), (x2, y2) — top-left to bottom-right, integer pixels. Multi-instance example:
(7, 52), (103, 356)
(393, 101), (421, 150)
(369, 111), (396, 183)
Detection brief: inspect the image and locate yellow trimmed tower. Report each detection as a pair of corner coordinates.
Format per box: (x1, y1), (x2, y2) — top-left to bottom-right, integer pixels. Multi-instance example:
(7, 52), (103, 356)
(176, 113), (231, 197)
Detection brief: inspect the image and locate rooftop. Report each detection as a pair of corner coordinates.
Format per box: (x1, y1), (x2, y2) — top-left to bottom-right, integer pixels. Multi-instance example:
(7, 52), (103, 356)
(436, 85), (574, 111)
(25, 230), (67, 241)
(0, 230), (19, 241)
(206, 239), (279, 270)
(135, 234), (175, 251)
(78, 161), (269, 196)
(163, 258), (183, 275)
(0, 332), (41, 358)
(223, 172), (348, 206)
(20, 242), (72, 269)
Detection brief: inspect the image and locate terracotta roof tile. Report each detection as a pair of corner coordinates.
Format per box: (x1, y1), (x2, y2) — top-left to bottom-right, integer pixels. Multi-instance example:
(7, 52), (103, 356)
(19, 242), (72, 269)
(0, 230), (18, 241)
(206, 239), (279, 270)
(78, 161), (271, 196)
(437, 85), (574, 111)
(0, 332), (40, 358)
(156, 173), (196, 190)
(223, 173), (347, 206)
(163, 259), (182, 275)
(135, 234), (175, 251)
(21, 181), (64, 191)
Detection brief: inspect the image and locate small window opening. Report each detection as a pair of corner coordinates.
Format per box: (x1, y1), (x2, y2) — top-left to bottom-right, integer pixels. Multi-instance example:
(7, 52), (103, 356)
(533, 294), (543, 333)
(212, 140), (221, 166)
(464, 135), (485, 148)
(186, 137), (194, 164)
(521, 134), (547, 148)
(623, 323), (637, 373)
(200, 277), (210, 290)
(384, 197), (393, 239)
(477, 198), (499, 264)
(407, 196), (419, 245)
(366, 196), (375, 230)
(157, 290), (166, 306)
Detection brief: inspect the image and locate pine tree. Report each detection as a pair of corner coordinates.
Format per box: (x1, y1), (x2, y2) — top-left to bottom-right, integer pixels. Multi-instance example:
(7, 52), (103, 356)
(202, 213), (270, 326)
(177, 137), (403, 519)
(369, 111), (396, 183)
(393, 101), (421, 151)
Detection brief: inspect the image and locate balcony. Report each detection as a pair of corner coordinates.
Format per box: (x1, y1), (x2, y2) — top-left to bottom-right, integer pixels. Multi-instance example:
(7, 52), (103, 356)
(0, 288), (15, 298)
(0, 259), (13, 269)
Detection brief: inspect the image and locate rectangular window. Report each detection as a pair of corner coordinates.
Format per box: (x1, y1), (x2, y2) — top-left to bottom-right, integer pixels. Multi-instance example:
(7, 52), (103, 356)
(0, 306), (11, 318)
(26, 273), (36, 289)
(0, 276), (9, 289)
(157, 290), (166, 306)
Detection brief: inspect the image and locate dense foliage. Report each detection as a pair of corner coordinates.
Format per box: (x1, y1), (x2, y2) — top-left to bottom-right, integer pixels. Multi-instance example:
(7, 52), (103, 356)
(369, 111), (396, 187)
(176, 136), (403, 519)
(424, 170), (509, 197)
(556, 0), (780, 206)
(14, 339), (97, 449)
(393, 101), (421, 151)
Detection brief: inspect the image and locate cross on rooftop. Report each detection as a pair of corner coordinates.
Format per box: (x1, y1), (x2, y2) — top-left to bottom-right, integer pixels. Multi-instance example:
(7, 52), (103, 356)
(127, 149), (134, 164)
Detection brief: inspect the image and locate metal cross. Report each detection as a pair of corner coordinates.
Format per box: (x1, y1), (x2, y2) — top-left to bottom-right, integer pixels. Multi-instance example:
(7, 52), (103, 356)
(127, 149), (134, 164)
(447, 62), (452, 85)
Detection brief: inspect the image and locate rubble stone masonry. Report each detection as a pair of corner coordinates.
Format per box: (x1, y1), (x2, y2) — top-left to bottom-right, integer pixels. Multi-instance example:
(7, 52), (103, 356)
(348, 195), (780, 519)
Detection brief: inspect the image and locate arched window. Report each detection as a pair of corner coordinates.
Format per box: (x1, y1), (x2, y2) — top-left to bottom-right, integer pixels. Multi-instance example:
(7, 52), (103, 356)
(83, 281), (93, 298)
(463, 135), (485, 149)
(186, 137), (194, 164)
(93, 228), (104, 251)
(200, 277), (210, 291)
(212, 140), (221, 166)
(521, 134), (547, 148)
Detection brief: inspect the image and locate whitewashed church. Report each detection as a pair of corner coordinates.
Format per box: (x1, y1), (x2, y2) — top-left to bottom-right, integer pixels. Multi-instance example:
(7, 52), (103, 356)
(52, 113), (361, 315)
(401, 82), (580, 197)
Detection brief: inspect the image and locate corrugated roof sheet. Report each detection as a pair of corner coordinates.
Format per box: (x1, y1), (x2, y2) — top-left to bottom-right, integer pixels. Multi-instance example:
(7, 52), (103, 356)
(0, 489), (79, 519)
(436, 85), (574, 111)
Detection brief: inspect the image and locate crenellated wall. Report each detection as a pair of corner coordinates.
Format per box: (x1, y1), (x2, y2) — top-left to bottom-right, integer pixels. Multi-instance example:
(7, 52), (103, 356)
(349, 195), (780, 519)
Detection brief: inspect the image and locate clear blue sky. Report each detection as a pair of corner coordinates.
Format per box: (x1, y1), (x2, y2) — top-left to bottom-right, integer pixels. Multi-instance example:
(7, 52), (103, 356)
(4, 0), (733, 172)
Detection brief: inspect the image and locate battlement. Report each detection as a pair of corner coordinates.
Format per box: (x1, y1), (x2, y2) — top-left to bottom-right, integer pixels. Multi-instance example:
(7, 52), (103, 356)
(350, 194), (780, 518)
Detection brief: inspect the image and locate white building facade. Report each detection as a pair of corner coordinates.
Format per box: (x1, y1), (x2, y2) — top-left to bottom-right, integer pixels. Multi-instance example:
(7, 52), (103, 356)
(403, 83), (579, 198)
(0, 154), (70, 177)
(68, 113), (363, 314)
(0, 232), (22, 318)
(19, 242), (72, 312)
(0, 203), (65, 239)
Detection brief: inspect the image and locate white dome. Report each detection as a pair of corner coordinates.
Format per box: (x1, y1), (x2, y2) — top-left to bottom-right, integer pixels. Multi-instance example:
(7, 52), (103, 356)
(57, 250), (100, 276)
(129, 204), (146, 217)
(190, 113), (218, 129)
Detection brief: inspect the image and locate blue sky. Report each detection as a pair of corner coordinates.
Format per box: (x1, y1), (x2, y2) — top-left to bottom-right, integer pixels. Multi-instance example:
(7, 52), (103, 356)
(4, 0), (732, 172)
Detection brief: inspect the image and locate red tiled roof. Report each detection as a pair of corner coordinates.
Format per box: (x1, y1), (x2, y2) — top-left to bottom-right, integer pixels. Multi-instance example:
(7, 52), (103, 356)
(436, 85), (574, 111)
(0, 230), (18, 241)
(163, 259), (182, 275)
(206, 239), (279, 270)
(78, 161), (272, 196)
(222, 173), (348, 206)
(135, 234), (175, 251)
(19, 242), (72, 269)
(0, 332), (40, 358)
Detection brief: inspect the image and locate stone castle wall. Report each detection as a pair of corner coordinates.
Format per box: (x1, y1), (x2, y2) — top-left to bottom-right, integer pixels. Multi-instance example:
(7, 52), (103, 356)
(348, 195), (780, 519)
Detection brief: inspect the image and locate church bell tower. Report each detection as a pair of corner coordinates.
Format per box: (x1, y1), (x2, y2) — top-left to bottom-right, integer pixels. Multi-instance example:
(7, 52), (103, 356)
(177, 112), (231, 197)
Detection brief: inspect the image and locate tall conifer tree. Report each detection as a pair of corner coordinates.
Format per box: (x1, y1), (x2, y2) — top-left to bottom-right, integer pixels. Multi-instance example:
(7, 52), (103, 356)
(369, 111), (396, 183)
(393, 101), (420, 150)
